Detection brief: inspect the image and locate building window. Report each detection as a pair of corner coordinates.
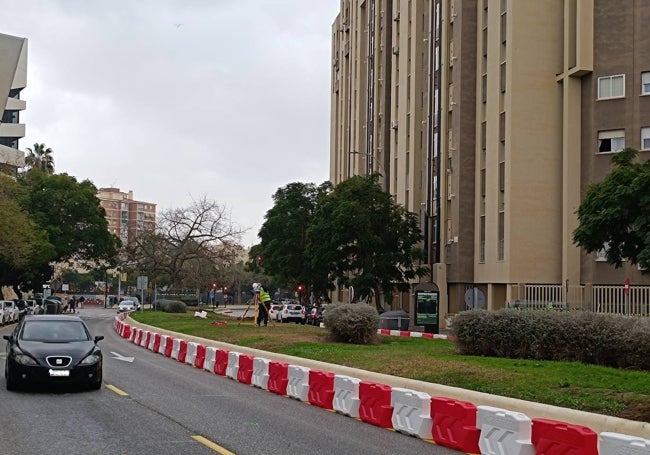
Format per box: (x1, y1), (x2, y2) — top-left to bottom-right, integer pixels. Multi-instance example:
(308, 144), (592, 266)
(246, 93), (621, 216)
(642, 127), (650, 151)
(642, 72), (650, 95)
(597, 74), (625, 99)
(598, 130), (625, 153)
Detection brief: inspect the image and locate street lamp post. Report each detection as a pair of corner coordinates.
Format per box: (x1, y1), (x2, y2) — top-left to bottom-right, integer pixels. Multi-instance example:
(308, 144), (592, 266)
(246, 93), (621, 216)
(104, 270), (108, 309)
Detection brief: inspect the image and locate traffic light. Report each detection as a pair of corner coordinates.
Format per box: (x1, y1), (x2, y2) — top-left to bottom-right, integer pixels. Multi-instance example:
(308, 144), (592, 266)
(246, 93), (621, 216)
(297, 284), (303, 292)
(257, 255), (262, 266)
(223, 286), (228, 293)
(212, 282), (217, 289)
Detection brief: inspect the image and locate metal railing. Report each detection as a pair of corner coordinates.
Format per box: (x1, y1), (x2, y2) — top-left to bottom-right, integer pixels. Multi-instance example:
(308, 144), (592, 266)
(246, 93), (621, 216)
(507, 284), (650, 316)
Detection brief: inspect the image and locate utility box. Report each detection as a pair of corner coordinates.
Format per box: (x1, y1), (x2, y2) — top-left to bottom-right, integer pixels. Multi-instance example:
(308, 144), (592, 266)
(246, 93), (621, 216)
(379, 310), (410, 331)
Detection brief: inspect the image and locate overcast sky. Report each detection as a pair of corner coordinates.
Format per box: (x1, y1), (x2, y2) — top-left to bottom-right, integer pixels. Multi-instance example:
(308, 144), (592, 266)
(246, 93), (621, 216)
(2, 0), (339, 247)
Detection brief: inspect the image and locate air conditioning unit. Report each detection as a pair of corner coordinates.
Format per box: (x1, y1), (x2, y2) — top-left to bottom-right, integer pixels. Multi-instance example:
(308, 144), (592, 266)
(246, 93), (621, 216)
(391, 121), (399, 129)
(392, 46), (400, 55)
(393, 11), (400, 21)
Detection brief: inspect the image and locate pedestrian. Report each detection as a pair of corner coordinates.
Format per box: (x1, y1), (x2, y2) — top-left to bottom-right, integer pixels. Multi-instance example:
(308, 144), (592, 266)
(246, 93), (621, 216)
(69, 296), (77, 313)
(254, 283), (271, 327)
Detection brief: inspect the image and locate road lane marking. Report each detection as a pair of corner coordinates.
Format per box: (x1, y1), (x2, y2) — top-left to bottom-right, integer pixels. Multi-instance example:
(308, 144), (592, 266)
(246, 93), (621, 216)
(191, 435), (236, 455)
(110, 351), (135, 362)
(105, 384), (129, 396)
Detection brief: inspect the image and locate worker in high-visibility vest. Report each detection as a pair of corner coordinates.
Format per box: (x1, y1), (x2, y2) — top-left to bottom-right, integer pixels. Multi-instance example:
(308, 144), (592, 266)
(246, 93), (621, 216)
(253, 282), (272, 327)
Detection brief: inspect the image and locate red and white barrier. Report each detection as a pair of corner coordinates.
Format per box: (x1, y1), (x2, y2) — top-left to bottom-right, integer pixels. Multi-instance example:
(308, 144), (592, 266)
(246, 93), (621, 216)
(163, 336), (174, 357)
(287, 365), (310, 401)
(185, 342), (198, 366)
(377, 329), (450, 340)
(391, 388), (433, 439)
(237, 354), (254, 384)
(268, 361), (289, 396)
(359, 381), (394, 429)
(114, 316), (648, 452)
(214, 349), (229, 376)
(204, 347), (218, 372)
(333, 374), (361, 418)
(252, 357), (270, 390)
(226, 351), (240, 379)
(431, 397), (481, 453)
(477, 405), (535, 455)
(151, 333), (161, 352)
(194, 344), (206, 369)
(307, 370), (335, 410)
(170, 338), (181, 360)
(531, 418), (598, 455)
(599, 432), (650, 454)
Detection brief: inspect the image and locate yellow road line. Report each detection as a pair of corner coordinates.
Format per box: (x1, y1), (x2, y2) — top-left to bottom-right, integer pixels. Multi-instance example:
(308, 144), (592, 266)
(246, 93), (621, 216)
(192, 435), (236, 455)
(105, 384), (129, 396)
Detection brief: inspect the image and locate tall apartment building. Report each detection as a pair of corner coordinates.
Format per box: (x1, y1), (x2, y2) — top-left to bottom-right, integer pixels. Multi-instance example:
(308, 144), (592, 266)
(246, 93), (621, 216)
(97, 188), (156, 246)
(0, 32), (27, 177)
(330, 0), (650, 318)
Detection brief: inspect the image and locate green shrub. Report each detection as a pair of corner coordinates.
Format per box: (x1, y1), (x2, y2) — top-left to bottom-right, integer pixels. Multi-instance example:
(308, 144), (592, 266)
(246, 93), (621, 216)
(323, 303), (380, 344)
(154, 299), (187, 313)
(453, 309), (650, 371)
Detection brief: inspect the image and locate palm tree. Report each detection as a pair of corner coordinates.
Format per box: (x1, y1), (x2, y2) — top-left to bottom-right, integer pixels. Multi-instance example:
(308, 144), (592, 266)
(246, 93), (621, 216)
(25, 143), (55, 174)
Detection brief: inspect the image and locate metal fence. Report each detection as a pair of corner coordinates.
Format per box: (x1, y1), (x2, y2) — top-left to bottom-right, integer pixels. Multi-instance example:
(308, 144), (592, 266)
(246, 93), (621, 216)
(507, 284), (650, 317)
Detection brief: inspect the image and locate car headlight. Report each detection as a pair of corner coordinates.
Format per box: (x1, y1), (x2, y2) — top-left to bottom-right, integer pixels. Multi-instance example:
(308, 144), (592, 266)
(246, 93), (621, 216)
(14, 354), (38, 366)
(80, 353), (101, 365)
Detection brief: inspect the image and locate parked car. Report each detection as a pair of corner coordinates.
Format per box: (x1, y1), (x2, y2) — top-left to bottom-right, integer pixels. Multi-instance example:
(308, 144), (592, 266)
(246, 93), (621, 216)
(117, 300), (137, 313)
(268, 303), (283, 322)
(306, 306), (325, 326)
(3, 314), (103, 390)
(279, 303), (306, 324)
(0, 300), (19, 324)
(25, 299), (44, 315)
(13, 300), (29, 321)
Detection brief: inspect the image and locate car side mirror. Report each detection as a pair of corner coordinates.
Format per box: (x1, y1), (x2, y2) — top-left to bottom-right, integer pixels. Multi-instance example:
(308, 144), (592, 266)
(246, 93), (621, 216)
(3, 334), (12, 341)
(94, 335), (104, 343)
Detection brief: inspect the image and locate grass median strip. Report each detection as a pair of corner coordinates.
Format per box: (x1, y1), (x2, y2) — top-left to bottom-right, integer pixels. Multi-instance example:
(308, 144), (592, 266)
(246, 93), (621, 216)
(130, 309), (650, 422)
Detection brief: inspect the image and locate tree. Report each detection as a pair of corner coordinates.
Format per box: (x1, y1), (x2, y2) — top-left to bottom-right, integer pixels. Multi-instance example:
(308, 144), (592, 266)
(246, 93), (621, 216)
(573, 148), (650, 270)
(128, 196), (245, 289)
(307, 174), (428, 310)
(24, 143), (55, 174)
(0, 174), (55, 287)
(17, 171), (120, 268)
(256, 181), (332, 300)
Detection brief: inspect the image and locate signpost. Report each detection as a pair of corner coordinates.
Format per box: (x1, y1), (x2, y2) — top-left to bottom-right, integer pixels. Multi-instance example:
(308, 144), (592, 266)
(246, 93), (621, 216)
(415, 290), (439, 334)
(137, 276), (148, 311)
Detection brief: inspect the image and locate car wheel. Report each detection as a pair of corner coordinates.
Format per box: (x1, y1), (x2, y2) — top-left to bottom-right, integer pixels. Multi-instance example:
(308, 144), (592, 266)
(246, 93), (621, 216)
(5, 365), (17, 391)
(89, 377), (102, 390)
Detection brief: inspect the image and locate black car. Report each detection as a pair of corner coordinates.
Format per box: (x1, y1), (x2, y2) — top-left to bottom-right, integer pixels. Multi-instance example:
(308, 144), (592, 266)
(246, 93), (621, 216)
(3, 315), (103, 391)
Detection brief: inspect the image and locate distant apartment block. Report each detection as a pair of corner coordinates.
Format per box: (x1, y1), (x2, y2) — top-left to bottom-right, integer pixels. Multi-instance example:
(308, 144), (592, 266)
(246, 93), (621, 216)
(0, 32), (27, 177)
(97, 188), (156, 246)
(330, 1), (650, 315)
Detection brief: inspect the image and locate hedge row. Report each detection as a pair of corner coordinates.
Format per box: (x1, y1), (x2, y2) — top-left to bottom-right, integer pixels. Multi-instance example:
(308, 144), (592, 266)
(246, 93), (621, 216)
(452, 309), (650, 371)
(153, 299), (187, 313)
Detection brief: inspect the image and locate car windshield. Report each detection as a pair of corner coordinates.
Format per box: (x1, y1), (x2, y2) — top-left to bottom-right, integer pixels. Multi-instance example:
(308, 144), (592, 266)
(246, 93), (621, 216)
(21, 320), (90, 342)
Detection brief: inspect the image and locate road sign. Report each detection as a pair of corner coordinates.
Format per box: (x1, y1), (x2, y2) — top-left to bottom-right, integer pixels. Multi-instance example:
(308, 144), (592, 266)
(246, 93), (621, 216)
(137, 276), (148, 291)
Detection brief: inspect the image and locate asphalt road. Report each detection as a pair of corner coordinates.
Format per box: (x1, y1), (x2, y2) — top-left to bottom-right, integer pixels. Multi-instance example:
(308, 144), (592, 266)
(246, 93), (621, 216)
(0, 309), (460, 455)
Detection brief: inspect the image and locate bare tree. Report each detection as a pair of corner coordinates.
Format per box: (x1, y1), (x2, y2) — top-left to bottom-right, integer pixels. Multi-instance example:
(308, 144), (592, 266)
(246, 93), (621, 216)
(128, 196), (246, 289)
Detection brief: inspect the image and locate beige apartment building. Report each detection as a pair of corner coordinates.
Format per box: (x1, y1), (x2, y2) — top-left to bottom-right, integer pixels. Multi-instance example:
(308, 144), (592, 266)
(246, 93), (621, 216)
(97, 188), (156, 247)
(0, 32), (27, 177)
(330, 0), (650, 320)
